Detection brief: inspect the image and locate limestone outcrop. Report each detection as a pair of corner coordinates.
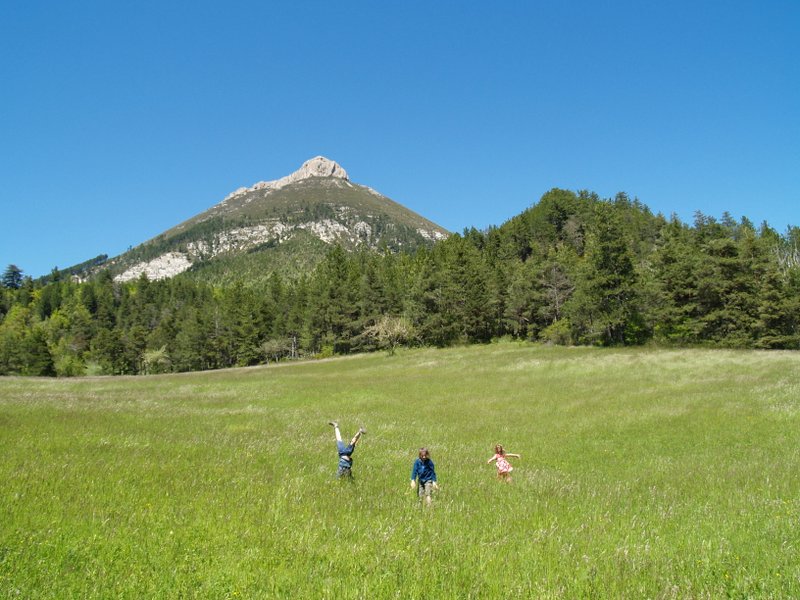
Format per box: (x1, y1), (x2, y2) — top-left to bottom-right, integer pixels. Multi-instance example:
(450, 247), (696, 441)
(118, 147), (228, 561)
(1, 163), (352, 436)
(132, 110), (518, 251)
(223, 156), (348, 202)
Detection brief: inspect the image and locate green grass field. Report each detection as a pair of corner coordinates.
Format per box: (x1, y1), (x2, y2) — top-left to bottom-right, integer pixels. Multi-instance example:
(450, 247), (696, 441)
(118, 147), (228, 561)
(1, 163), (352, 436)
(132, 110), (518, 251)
(1, 343), (799, 598)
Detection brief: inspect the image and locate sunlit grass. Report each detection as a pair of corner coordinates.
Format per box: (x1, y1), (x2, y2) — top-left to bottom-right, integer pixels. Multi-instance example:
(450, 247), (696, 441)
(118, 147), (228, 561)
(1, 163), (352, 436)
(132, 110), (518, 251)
(1, 343), (799, 598)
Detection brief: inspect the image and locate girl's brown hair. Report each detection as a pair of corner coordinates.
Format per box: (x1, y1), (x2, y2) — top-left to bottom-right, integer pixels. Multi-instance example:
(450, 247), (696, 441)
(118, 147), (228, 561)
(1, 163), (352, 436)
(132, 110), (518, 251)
(494, 444), (505, 455)
(418, 447), (430, 460)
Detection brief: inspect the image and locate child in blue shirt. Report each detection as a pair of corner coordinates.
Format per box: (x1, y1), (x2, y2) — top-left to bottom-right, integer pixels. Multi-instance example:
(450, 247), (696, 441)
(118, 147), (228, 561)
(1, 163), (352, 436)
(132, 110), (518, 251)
(329, 421), (365, 478)
(410, 447), (439, 506)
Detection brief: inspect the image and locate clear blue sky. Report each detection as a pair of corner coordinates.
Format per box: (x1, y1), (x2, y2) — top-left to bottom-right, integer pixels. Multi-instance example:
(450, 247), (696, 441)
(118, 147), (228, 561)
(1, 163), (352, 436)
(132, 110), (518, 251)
(2, 1), (798, 278)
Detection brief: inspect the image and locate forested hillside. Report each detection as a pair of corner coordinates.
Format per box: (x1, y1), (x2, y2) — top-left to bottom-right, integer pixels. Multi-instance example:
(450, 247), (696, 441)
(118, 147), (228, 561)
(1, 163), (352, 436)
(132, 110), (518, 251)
(2, 189), (799, 376)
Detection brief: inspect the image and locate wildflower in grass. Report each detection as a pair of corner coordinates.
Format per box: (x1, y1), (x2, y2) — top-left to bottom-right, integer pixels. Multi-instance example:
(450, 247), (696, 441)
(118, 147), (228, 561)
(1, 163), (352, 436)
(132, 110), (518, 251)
(410, 447), (439, 507)
(329, 421), (366, 479)
(487, 444), (520, 482)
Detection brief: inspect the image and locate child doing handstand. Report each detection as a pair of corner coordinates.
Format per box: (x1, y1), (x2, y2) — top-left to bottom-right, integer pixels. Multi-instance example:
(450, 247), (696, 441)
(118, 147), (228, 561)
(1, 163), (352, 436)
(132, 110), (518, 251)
(329, 421), (365, 478)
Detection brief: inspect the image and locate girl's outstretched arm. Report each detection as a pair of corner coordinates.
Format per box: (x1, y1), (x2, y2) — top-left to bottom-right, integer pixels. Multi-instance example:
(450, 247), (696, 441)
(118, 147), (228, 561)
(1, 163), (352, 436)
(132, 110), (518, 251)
(487, 455), (497, 464)
(506, 453), (520, 459)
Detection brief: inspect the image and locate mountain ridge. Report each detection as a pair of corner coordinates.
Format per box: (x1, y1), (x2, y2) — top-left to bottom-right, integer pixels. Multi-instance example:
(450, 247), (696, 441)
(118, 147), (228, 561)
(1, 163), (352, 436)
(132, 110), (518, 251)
(220, 155), (350, 203)
(88, 157), (448, 284)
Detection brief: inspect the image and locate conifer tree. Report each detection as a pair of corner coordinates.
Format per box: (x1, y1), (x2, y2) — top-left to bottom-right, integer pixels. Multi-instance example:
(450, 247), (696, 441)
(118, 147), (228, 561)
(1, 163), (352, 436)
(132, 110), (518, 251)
(2, 265), (23, 289)
(567, 203), (640, 345)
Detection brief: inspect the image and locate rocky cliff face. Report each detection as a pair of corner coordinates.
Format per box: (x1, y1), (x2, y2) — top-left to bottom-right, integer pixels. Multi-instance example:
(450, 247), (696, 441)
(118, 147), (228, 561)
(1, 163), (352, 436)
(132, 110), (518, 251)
(110, 157), (448, 282)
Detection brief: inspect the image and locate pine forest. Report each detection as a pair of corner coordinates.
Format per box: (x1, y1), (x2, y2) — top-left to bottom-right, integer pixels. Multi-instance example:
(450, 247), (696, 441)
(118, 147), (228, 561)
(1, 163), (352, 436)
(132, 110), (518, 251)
(2, 189), (799, 377)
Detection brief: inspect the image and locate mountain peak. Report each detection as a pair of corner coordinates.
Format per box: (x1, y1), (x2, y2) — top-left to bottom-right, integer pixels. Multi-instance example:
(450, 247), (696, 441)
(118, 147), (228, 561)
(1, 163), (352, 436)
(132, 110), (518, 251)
(224, 156), (349, 202)
(109, 155), (449, 283)
(295, 156), (348, 181)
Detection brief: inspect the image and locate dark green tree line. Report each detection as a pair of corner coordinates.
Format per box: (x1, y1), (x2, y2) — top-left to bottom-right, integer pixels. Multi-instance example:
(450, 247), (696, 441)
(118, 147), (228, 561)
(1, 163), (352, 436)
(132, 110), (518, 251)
(1, 189), (797, 376)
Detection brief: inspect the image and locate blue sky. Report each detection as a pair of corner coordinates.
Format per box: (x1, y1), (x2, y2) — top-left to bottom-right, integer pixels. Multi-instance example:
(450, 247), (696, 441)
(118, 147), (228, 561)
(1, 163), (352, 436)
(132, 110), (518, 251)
(2, 1), (798, 278)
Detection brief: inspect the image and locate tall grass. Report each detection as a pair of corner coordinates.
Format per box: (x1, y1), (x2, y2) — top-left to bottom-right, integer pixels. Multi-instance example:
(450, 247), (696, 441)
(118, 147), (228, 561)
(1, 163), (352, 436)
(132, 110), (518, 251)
(1, 343), (799, 598)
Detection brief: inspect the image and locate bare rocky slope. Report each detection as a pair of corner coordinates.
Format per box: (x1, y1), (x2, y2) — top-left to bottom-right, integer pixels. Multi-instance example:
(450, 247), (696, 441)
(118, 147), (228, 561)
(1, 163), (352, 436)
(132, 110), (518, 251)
(92, 157), (448, 283)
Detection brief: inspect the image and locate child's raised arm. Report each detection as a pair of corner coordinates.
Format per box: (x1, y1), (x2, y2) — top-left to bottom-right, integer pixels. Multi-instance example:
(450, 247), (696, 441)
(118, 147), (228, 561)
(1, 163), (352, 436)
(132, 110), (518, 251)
(487, 455), (497, 464)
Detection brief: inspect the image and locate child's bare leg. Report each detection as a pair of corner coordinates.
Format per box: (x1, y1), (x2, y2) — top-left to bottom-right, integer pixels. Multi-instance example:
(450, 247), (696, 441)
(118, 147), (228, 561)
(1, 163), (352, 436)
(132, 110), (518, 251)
(349, 427), (366, 447)
(328, 421), (342, 442)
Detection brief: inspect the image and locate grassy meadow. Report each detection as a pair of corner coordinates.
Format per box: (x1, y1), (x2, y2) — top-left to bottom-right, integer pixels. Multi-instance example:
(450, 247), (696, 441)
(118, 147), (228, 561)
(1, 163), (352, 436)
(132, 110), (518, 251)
(1, 343), (799, 598)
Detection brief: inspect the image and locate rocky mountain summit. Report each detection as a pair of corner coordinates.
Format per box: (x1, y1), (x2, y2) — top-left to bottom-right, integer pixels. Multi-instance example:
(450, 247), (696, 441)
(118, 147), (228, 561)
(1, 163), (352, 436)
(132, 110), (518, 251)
(223, 156), (349, 202)
(100, 157), (448, 284)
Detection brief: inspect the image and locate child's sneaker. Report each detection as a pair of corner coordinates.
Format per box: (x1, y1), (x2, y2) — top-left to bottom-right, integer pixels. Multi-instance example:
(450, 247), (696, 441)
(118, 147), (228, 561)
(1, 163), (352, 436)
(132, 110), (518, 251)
(328, 421), (339, 427)
(359, 427), (367, 435)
